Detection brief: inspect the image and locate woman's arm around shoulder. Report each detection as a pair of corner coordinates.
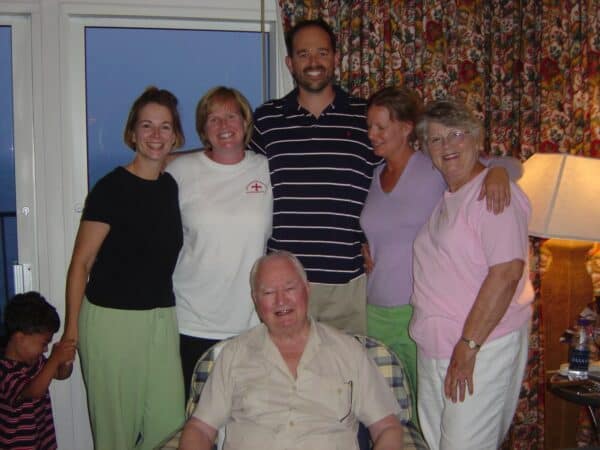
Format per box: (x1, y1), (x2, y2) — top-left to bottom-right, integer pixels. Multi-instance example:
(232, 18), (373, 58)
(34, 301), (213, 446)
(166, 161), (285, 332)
(477, 156), (523, 214)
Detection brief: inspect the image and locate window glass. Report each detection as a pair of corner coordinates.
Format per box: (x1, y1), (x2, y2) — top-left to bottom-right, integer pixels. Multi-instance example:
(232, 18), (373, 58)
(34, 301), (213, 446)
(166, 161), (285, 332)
(85, 27), (268, 188)
(0, 25), (17, 330)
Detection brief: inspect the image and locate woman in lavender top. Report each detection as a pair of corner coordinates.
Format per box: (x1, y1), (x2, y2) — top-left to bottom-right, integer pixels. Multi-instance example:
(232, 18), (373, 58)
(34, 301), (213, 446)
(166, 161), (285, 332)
(359, 87), (518, 418)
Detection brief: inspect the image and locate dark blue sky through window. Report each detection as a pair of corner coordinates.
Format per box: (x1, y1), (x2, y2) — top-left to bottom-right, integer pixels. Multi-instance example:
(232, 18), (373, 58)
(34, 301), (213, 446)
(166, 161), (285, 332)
(0, 26), (15, 213)
(0, 25), (17, 328)
(85, 27), (268, 188)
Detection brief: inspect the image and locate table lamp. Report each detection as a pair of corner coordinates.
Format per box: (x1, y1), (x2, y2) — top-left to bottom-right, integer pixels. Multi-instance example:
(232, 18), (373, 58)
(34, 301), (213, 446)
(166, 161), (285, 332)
(518, 153), (600, 372)
(518, 153), (600, 445)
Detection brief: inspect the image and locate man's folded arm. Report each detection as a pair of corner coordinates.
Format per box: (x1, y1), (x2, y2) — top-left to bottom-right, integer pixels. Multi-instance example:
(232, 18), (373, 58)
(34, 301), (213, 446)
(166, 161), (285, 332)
(179, 416), (218, 450)
(368, 414), (404, 450)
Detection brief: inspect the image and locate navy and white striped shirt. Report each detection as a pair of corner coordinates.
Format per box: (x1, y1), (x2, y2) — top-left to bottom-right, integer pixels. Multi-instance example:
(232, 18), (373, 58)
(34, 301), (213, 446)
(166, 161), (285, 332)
(250, 86), (380, 284)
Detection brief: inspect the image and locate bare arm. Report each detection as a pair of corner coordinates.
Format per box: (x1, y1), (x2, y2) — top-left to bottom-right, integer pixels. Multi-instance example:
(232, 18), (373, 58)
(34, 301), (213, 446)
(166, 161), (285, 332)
(179, 417), (218, 450)
(20, 339), (77, 399)
(478, 167), (510, 214)
(62, 220), (110, 342)
(444, 259), (524, 402)
(368, 414), (404, 450)
(361, 242), (374, 275)
(477, 157), (523, 214)
(55, 358), (75, 380)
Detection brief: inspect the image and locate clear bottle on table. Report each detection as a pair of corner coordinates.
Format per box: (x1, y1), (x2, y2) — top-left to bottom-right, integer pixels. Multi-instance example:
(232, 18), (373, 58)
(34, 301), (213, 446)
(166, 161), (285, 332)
(569, 318), (591, 380)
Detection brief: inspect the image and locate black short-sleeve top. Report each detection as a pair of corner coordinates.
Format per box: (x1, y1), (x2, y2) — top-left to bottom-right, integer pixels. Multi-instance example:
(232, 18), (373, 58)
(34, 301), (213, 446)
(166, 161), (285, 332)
(82, 167), (183, 310)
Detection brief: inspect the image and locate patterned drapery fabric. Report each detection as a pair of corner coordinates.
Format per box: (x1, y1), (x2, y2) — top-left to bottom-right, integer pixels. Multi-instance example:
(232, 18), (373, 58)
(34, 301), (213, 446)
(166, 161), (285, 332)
(278, 1), (600, 448)
(279, 0), (599, 159)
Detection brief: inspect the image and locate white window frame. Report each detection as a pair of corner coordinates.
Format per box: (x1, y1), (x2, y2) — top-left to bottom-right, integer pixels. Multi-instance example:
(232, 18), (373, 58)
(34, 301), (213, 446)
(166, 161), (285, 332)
(0, 13), (38, 296)
(61, 4), (281, 246)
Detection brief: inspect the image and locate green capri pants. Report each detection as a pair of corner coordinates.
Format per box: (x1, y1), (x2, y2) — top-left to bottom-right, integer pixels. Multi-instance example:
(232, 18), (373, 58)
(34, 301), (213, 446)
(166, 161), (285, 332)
(367, 303), (418, 427)
(78, 299), (185, 450)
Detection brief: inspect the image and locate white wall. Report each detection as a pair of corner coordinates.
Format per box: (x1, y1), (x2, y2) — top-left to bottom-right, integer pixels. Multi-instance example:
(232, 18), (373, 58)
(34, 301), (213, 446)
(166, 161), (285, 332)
(0, 1), (284, 448)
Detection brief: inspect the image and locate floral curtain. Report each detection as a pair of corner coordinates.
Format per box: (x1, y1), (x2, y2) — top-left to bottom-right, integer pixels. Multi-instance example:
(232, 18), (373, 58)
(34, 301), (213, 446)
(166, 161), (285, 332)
(279, 0), (599, 158)
(279, 1), (600, 448)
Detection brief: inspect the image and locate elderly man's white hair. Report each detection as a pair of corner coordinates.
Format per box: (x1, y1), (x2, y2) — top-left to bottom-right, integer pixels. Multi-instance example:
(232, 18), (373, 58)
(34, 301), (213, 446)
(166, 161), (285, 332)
(249, 251), (308, 296)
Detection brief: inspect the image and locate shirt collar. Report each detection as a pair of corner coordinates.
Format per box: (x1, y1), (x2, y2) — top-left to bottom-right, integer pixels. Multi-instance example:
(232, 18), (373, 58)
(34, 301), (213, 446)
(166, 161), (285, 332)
(282, 85), (351, 115)
(299, 318), (325, 367)
(247, 318), (325, 376)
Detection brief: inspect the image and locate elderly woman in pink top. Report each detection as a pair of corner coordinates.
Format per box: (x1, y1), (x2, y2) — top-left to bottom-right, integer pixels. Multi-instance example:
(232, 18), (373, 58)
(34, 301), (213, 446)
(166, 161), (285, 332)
(409, 100), (534, 450)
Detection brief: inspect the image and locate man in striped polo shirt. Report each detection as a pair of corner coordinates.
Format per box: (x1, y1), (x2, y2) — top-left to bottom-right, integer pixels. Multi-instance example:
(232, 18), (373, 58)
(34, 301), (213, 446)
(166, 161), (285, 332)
(249, 19), (377, 334)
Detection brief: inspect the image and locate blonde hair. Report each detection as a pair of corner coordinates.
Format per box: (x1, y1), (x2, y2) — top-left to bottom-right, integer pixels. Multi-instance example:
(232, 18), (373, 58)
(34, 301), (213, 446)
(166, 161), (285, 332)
(195, 86), (254, 149)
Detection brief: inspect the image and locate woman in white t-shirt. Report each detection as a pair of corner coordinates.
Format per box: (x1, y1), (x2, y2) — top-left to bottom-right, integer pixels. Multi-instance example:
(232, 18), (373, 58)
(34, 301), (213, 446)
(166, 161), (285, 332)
(167, 87), (272, 398)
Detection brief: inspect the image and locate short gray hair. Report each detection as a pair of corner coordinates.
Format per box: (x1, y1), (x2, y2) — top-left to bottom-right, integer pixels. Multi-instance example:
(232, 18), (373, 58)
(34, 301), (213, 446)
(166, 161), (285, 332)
(415, 99), (483, 154)
(249, 251), (308, 296)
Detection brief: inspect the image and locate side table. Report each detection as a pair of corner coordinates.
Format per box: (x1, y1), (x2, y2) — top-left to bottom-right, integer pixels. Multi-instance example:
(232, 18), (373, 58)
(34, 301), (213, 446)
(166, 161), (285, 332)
(548, 373), (600, 444)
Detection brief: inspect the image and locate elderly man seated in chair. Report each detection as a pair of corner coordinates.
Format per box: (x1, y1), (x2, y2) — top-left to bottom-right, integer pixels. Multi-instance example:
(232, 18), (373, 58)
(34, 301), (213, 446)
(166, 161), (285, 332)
(180, 251), (404, 450)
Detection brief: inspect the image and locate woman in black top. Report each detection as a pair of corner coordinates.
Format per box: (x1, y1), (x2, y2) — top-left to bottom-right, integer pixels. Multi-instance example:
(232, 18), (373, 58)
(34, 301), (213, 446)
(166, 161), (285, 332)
(63, 87), (185, 450)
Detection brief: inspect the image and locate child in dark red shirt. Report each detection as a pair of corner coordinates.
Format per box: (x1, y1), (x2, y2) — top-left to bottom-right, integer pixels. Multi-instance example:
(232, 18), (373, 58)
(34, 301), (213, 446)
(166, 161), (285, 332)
(0, 292), (76, 450)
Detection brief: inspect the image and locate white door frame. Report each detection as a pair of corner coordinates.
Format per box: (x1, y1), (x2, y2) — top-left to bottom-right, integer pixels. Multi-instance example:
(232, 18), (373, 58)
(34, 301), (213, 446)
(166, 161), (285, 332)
(2, 13), (38, 293)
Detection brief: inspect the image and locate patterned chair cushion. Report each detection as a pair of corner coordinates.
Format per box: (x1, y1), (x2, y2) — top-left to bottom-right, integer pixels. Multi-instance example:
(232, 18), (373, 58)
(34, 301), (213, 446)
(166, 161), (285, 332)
(356, 335), (427, 449)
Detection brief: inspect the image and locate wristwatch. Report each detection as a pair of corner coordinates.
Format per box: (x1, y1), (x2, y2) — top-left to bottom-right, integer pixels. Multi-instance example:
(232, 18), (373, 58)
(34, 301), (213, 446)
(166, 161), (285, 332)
(460, 336), (481, 350)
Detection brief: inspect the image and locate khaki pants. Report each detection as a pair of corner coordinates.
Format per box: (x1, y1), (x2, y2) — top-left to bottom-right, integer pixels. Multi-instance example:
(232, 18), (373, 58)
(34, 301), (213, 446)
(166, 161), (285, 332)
(308, 274), (367, 334)
(79, 299), (185, 450)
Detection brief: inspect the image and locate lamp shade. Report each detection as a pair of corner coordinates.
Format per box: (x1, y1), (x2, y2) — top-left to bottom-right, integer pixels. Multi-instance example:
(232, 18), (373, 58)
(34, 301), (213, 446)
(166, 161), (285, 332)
(517, 153), (600, 241)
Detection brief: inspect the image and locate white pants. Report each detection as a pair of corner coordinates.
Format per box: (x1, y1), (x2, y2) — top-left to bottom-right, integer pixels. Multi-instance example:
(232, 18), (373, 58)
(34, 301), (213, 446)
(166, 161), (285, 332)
(417, 322), (529, 450)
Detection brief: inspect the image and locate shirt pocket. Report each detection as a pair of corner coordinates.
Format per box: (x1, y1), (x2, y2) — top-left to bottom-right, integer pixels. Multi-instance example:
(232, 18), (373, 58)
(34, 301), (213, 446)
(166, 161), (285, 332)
(300, 375), (353, 423)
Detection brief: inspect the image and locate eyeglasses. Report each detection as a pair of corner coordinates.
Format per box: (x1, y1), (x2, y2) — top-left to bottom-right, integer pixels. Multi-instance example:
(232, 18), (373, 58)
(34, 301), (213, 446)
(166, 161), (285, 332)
(427, 130), (470, 150)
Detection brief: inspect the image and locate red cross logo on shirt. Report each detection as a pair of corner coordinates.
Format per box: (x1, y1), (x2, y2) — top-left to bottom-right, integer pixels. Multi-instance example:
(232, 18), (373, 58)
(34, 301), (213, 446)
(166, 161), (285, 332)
(246, 180), (267, 194)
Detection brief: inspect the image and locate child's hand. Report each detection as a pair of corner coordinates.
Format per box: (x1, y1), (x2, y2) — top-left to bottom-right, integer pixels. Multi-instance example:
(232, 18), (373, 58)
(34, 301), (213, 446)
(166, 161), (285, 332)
(50, 339), (77, 365)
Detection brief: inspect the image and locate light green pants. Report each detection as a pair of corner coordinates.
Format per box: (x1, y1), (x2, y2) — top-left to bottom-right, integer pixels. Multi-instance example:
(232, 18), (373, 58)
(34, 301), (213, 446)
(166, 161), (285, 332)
(79, 299), (185, 450)
(367, 303), (418, 428)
